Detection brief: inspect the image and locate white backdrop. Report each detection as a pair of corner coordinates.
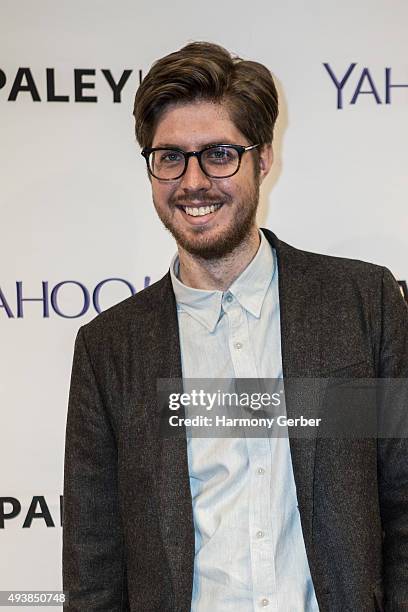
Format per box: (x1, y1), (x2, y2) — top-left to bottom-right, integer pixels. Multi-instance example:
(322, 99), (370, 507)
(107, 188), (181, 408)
(1, 0), (407, 608)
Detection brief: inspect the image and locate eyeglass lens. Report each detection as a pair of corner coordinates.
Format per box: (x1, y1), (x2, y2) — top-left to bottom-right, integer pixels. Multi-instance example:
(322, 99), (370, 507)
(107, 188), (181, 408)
(150, 146), (240, 179)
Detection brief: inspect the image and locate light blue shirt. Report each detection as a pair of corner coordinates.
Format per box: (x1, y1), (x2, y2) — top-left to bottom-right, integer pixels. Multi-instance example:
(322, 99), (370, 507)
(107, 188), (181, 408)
(170, 231), (319, 612)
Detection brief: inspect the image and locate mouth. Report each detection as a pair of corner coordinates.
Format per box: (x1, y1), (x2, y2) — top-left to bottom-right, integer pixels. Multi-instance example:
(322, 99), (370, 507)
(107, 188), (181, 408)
(177, 203), (223, 217)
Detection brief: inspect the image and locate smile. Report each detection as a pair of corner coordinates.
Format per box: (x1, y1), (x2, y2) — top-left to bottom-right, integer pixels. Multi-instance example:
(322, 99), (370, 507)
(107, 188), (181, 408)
(179, 203), (223, 217)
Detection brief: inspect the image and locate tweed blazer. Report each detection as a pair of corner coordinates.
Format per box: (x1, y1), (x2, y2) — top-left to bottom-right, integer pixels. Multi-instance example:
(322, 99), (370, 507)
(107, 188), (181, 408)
(63, 229), (408, 611)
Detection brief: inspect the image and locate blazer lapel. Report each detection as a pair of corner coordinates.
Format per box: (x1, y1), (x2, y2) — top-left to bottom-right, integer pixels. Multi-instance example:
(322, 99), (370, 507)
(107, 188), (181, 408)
(138, 275), (195, 610)
(263, 229), (321, 555)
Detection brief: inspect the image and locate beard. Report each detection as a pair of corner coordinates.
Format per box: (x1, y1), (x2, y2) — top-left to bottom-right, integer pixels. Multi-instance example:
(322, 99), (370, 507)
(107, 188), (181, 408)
(153, 179), (260, 260)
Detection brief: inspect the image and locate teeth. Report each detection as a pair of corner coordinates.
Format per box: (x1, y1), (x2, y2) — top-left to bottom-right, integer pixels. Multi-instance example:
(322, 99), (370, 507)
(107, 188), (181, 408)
(184, 204), (221, 216)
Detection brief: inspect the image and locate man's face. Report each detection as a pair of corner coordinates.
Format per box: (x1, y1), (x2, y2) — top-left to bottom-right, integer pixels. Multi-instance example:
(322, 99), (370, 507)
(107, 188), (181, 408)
(149, 100), (272, 260)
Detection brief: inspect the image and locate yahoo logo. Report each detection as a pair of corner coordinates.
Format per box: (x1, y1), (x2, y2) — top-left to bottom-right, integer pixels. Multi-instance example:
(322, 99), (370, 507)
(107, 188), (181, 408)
(323, 63), (408, 109)
(0, 277), (151, 319)
(1, 277), (405, 319)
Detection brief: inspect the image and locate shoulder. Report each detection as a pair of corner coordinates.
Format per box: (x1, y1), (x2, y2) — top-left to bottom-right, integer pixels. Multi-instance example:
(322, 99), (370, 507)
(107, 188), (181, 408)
(263, 228), (387, 285)
(77, 272), (175, 344)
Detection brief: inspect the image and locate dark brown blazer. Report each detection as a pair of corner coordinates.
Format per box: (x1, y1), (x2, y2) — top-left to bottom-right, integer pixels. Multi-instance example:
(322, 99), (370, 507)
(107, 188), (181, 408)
(63, 230), (408, 611)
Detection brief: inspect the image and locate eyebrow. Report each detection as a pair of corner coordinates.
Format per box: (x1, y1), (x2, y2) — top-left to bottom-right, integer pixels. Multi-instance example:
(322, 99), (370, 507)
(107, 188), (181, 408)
(152, 140), (237, 150)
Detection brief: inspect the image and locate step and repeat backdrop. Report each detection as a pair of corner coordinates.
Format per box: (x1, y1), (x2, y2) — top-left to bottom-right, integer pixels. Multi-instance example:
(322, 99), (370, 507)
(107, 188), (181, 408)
(1, 0), (407, 608)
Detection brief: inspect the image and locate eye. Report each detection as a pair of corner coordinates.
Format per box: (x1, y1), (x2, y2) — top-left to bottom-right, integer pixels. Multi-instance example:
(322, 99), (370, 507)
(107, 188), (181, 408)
(158, 150), (184, 164)
(205, 146), (236, 164)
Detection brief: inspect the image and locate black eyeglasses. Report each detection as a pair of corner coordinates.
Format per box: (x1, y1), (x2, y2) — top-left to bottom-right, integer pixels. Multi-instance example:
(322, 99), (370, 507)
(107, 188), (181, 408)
(141, 143), (260, 181)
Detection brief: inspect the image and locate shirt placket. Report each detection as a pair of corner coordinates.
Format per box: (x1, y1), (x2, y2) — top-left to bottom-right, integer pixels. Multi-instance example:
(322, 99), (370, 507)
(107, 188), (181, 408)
(246, 435), (277, 611)
(224, 292), (277, 611)
(223, 292), (257, 379)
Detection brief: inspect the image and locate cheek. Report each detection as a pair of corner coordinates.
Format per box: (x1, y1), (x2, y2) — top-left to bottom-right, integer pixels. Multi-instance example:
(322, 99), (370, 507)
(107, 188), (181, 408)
(212, 179), (237, 199)
(152, 182), (174, 204)
(227, 179), (246, 199)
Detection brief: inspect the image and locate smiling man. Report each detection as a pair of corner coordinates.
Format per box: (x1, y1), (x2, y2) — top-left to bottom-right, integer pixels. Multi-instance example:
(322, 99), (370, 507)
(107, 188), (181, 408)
(63, 43), (408, 611)
(144, 101), (266, 266)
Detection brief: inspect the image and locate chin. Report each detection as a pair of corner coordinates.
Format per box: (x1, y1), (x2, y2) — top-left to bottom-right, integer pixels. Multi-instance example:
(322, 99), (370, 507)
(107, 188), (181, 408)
(173, 227), (253, 260)
(183, 241), (234, 260)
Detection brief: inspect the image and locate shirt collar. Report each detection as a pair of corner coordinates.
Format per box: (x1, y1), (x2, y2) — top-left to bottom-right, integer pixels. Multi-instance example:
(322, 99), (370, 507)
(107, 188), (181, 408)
(229, 230), (276, 318)
(169, 230), (276, 332)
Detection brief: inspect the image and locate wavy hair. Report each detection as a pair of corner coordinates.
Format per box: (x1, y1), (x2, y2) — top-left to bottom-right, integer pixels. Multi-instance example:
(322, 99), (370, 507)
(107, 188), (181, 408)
(133, 42), (279, 149)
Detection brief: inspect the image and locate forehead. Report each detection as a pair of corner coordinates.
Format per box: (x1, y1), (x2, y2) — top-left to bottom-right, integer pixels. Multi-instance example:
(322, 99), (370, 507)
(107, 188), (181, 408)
(152, 100), (247, 149)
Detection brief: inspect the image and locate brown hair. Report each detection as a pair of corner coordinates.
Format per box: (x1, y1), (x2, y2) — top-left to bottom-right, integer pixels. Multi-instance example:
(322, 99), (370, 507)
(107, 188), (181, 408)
(133, 41), (279, 148)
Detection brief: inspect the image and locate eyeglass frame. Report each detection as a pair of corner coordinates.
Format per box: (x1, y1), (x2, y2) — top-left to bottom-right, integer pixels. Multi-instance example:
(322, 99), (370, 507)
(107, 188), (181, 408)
(141, 143), (260, 181)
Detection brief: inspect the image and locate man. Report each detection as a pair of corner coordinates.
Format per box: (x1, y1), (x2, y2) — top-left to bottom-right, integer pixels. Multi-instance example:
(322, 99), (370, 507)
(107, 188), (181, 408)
(63, 42), (408, 611)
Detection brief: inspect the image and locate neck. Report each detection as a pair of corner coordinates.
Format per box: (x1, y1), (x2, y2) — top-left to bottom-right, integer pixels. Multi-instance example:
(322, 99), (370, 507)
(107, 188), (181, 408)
(177, 226), (261, 291)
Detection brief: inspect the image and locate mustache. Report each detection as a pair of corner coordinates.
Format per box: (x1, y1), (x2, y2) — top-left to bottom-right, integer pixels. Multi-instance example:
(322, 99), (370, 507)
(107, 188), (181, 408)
(169, 192), (232, 206)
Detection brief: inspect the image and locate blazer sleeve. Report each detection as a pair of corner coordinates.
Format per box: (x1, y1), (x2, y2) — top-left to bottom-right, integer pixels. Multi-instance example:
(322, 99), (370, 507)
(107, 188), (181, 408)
(377, 268), (408, 610)
(62, 326), (129, 611)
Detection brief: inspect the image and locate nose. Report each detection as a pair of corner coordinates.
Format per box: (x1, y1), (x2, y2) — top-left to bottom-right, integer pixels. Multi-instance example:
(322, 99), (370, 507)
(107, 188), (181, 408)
(179, 155), (212, 192)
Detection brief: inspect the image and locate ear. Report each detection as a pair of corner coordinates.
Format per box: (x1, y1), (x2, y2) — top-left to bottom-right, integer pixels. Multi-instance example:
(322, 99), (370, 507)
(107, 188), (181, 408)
(258, 144), (273, 183)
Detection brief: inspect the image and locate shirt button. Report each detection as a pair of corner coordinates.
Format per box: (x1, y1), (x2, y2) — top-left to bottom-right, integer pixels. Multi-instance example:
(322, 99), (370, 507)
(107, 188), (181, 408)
(260, 598), (269, 607)
(226, 293), (233, 303)
(256, 530), (264, 539)
(257, 467), (265, 475)
(234, 342), (243, 350)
